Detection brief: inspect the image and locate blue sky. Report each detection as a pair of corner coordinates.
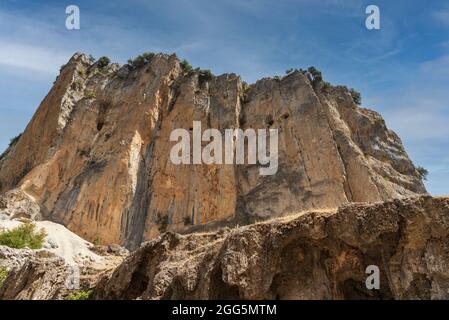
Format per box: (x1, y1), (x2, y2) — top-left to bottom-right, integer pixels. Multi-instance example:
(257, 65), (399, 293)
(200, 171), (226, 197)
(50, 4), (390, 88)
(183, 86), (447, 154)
(0, 0), (448, 195)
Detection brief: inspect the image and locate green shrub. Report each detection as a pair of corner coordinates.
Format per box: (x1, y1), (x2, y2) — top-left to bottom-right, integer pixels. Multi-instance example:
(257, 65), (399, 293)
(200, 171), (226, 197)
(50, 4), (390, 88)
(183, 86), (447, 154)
(97, 56), (110, 69)
(378, 118), (386, 126)
(141, 52), (155, 63)
(307, 66), (323, 84)
(0, 223), (47, 249)
(66, 290), (93, 300)
(0, 266), (8, 289)
(9, 134), (22, 148)
(0, 150), (8, 162)
(93, 236), (102, 246)
(416, 166), (429, 180)
(321, 81), (332, 91)
(180, 59), (193, 73)
(198, 69), (213, 84)
(239, 82), (251, 104)
(128, 52), (156, 69)
(128, 56), (145, 68)
(285, 68), (294, 74)
(85, 90), (96, 99)
(349, 88), (362, 105)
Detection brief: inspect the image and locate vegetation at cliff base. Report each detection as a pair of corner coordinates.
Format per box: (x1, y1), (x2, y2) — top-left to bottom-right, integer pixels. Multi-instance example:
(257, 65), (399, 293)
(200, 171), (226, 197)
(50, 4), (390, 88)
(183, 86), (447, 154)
(0, 222), (47, 249)
(93, 236), (102, 246)
(66, 289), (93, 300)
(0, 266), (8, 289)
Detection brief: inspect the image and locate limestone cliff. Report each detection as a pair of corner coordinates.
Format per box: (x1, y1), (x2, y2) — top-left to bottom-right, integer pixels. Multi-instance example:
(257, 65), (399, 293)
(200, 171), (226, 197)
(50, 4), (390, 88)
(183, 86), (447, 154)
(0, 52), (426, 248)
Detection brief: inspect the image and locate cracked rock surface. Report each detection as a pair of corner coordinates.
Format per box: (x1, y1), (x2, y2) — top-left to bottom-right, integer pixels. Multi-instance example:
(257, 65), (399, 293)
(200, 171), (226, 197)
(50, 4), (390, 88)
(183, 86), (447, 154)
(94, 196), (449, 300)
(0, 53), (426, 248)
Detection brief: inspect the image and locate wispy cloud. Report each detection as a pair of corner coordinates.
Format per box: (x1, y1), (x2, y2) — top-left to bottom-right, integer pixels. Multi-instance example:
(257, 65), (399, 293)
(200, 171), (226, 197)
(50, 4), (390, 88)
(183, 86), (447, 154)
(421, 55), (449, 77)
(432, 8), (449, 26)
(363, 52), (449, 195)
(0, 41), (69, 74)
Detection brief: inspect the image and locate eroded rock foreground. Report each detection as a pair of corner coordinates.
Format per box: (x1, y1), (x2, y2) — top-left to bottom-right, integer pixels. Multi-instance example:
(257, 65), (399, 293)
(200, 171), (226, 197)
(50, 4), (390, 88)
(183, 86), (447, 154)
(2, 196), (449, 300)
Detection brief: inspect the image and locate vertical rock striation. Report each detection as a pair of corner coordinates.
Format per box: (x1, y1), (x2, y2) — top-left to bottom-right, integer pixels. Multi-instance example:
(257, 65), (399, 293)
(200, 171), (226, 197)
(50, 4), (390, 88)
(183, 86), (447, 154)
(0, 53), (426, 247)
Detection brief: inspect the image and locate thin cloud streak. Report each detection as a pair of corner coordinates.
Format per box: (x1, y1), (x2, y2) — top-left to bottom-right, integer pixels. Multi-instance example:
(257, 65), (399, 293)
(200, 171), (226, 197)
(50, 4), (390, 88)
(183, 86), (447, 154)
(0, 41), (69, 74)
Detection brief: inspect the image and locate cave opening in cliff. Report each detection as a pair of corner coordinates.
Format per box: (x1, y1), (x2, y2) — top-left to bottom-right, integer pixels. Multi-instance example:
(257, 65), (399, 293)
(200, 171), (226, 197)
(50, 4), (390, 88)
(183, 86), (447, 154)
(208, 266), (241, 300)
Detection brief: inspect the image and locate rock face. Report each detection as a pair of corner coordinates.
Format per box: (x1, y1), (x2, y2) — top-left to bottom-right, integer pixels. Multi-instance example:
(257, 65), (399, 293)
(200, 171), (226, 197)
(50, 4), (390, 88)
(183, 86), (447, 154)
(0, 189), (127, 300)
(94, 196), (449, 300)
(0, 242), (126, 300)
(0, 52), (426, 248)
(0, 248), (72, 300)
(0, 189), (41, 221)
(2, 196), (448, 300)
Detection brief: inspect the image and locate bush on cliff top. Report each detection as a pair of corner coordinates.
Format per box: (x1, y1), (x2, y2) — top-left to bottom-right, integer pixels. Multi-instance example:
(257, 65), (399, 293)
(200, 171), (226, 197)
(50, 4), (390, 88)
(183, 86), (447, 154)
(284, 67), (362, 105)
(0, 133), (23, 161)
(0, 222), (47, 249)
(97, 56), (110, 69)
(198, 68), (213, 84)
(416, 166), (429, 180)
(9, 133), (22, 148)
(180, 59), (193, 73)
(349, 88), (362, 105)
(307, 66), (323, 83)
(127, 52), (156, 69)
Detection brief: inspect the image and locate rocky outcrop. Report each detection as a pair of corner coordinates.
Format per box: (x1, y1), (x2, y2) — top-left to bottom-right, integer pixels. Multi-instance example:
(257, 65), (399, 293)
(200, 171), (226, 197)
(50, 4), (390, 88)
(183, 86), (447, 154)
(0, 190), (127, 300)
(0, 243), (126, 300)
(0, 248), (72, 300)
(2, 196), (448, 300)
(0, 52), (427, 248)
(94, 196), (449, 300)
(0, 189), (41, 221)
